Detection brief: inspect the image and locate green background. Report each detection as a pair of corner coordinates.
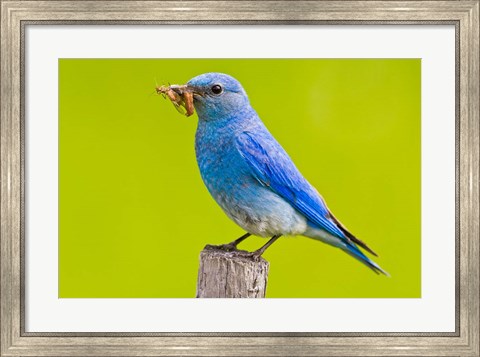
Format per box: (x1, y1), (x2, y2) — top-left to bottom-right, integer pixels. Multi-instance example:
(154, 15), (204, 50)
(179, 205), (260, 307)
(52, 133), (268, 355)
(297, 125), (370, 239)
(59, 59), (421, 298)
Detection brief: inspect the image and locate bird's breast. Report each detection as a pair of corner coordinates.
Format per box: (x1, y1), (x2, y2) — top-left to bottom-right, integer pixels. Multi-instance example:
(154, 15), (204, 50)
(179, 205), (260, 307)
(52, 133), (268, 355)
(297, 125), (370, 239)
(195, 130), (250, 192)
(194, 126), (307, 237)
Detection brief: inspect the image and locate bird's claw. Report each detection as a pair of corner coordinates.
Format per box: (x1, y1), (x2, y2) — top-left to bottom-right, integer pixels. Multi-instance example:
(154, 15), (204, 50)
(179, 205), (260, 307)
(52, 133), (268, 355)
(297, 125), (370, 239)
(245, 251), (263, 262)
(215, 243), (239, 252)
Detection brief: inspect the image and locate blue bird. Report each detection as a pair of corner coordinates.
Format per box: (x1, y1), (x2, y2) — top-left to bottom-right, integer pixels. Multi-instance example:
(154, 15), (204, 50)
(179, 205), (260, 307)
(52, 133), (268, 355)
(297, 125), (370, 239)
(171, 72), (388, 275)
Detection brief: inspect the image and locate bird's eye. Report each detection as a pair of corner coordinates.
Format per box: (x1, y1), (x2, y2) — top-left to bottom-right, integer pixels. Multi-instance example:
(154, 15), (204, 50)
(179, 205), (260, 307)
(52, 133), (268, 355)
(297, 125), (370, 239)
(211, 84), (223, 95)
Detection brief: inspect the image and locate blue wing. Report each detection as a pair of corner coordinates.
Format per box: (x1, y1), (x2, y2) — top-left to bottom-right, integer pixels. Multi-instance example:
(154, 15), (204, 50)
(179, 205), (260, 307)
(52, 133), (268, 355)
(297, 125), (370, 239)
(235, 130), (346, 239)
(235, 130), (388, 275)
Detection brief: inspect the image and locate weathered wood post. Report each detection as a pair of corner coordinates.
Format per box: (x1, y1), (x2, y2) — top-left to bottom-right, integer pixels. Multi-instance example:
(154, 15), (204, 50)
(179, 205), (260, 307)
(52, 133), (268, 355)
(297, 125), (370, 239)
(196, 245), (269, 298)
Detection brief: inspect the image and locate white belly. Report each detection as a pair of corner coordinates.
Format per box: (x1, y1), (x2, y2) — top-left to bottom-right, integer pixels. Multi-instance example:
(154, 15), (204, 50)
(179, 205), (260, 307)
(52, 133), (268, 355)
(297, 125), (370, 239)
(214, 189), (308, 237)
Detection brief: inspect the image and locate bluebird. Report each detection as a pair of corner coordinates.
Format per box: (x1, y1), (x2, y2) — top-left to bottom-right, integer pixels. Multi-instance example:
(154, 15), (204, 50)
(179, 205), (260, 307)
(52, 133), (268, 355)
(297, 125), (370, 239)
(168, 73), (388, 275)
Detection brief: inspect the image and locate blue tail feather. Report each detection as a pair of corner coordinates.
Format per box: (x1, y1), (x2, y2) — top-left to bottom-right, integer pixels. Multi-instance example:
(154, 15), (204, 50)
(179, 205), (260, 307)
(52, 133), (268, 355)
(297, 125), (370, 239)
(342, 241), (390, 276)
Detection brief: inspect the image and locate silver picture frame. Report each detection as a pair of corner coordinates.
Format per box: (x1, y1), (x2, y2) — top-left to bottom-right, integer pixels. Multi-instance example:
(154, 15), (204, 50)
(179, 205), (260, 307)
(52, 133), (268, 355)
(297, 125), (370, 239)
(1, 1), (478, 356)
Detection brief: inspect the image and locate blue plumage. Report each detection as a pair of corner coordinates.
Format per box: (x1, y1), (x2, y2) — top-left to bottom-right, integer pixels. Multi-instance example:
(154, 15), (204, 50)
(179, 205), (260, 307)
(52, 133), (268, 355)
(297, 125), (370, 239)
(183, 72), (388, 275)
(236, 131), (343, 238)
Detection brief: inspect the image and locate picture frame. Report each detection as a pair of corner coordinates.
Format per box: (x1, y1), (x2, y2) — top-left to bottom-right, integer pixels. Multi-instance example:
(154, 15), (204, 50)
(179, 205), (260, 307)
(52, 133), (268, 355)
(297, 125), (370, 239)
(1, 1), (478, 356)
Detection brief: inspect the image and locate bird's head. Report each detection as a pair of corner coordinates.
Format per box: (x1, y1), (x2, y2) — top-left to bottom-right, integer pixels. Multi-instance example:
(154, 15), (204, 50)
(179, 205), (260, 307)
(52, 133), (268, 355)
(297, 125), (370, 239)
(183, 73), (250, 121)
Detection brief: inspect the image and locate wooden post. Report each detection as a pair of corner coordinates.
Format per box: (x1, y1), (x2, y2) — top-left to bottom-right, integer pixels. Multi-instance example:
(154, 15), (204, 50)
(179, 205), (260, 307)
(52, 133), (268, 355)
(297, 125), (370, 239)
(196, 245), (269, 298)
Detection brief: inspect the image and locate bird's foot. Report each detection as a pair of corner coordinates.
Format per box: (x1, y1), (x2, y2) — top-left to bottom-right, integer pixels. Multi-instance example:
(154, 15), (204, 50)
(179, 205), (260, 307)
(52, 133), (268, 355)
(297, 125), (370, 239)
(209, 233), (252, 252)
(204, 244), (264, 261)
(244, 250), (264, 262)
(213, 243), (239, 252)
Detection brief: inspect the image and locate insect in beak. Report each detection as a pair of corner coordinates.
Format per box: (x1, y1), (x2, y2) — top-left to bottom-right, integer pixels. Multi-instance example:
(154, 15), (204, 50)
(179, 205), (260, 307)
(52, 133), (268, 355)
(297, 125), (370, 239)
(156, 84), (195, 117)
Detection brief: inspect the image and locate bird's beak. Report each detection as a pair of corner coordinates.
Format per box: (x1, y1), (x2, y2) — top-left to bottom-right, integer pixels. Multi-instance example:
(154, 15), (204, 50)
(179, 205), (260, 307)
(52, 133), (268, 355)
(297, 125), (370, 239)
(170, 85), (203, 97)
(178, 85), (205, 100)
